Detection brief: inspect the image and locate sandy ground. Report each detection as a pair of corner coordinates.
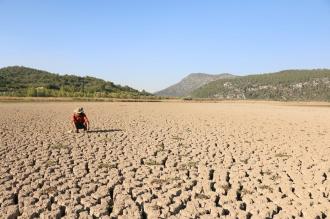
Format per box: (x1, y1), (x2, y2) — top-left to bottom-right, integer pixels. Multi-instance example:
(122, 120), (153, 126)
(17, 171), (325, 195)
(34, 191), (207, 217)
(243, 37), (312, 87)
(0, 102), (329, 219)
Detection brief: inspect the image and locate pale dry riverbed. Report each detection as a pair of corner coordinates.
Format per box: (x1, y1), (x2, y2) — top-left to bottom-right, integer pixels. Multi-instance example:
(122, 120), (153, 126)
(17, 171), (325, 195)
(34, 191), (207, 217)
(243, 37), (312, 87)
(0, 102), (329, 219)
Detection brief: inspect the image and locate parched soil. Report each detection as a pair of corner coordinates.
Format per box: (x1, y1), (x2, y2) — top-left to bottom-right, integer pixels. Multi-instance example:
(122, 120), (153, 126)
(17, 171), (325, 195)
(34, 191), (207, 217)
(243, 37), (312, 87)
(0, 102), (329, 219)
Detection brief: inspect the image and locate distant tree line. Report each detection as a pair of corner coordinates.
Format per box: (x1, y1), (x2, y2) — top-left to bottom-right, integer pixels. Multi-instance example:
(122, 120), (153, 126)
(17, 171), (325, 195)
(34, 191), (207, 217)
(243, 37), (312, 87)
(0, 66), (154, 99)
(191, 69), (330, 101)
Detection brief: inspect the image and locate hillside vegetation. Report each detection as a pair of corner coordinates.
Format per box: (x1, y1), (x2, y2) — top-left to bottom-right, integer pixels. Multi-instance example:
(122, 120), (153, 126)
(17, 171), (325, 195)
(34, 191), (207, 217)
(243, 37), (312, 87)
(155, 73), (235, 97)
(0, 66), (152, 98)
(191, 70), (330, 101)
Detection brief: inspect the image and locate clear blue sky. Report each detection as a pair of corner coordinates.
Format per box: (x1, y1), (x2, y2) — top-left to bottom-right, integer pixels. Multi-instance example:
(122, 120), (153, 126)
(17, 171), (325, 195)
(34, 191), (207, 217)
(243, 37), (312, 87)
(1, 0), (330, 92)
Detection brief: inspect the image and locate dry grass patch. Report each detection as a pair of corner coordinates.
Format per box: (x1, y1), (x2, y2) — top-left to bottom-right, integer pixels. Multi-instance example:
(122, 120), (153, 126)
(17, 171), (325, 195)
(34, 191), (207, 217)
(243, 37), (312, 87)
(150, 178), (168, 185)
(186, 161), (198, 167)
(144, 159), (163, 166)
(241, 189), (254, 195)
(221, 184), (231, 192)
(172, 135), (184, 141)
(170, 176), (181, 182)
(102, 137), (112, 142)
(263, 170), (272, 175)
(270, 174), (281, 181)
(240, 158), (249, 164)
(46, 160), (57, 166)
(51, 143), (67, 150)
(259, 185), (273, 193)
(98, 162), (117, 169)
(151, 205), (162, 210)
(154, 142), (165, 154)
(275, 153), (291, 158)
(195, 193), (210, 199)
(179, 161), (198, 170)
(151, 177), (181, 185)
(43, 186), (57, 194)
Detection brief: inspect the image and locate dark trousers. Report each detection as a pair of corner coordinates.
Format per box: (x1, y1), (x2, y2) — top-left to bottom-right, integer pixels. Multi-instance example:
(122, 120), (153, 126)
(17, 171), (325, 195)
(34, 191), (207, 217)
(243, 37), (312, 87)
(75, 123), (87, 130)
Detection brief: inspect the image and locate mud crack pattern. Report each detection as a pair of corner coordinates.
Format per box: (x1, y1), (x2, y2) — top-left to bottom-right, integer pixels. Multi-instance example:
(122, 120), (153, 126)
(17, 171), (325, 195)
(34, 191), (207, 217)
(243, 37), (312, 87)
(0, 102), (329, 218)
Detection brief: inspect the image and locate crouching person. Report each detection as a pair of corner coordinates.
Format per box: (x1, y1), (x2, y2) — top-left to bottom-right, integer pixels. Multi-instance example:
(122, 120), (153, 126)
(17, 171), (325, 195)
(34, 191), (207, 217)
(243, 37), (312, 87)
(72, 107), (90, 133)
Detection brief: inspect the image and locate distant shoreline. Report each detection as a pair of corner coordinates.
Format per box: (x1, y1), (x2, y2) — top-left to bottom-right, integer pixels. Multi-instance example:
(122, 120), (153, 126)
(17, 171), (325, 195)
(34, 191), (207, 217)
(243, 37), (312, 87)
(1, 96), (329, 106)
(0, 96), (165, 103)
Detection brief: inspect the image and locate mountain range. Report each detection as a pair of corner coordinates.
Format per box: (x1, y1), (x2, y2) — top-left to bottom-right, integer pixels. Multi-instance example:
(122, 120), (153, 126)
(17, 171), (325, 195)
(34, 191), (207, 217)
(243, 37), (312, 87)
(155, 73), (236, 97)
(1, 66), (329, 101)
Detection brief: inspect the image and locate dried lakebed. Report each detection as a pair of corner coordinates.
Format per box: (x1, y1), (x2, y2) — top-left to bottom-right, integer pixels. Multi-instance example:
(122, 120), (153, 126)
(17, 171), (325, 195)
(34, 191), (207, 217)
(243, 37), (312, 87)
(0, 102), (329, 218)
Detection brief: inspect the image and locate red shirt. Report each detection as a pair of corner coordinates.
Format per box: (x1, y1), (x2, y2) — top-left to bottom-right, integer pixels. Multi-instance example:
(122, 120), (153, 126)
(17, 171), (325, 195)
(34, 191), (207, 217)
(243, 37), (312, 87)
(72, 113), (87, 124)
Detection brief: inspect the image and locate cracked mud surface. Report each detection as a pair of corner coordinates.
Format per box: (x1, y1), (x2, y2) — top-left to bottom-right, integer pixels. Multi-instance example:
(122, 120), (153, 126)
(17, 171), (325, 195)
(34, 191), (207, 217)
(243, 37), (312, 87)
(0, 102), (329, 218)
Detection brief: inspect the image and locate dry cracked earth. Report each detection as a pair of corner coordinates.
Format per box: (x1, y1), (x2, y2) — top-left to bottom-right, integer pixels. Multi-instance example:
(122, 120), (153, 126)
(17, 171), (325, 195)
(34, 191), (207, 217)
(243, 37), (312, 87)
(0, 102), (329, 219)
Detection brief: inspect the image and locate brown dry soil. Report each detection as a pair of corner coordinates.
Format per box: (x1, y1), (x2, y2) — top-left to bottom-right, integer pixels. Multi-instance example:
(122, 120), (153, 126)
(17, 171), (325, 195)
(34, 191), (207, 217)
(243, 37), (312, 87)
(0, 102), (329, 219)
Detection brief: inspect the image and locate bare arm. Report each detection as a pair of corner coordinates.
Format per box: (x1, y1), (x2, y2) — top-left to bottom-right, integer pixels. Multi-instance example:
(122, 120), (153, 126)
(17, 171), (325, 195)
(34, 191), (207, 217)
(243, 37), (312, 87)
(71, 114), (76, 130)
(84, 116), (90, 130)
(71, 120), (76, 130)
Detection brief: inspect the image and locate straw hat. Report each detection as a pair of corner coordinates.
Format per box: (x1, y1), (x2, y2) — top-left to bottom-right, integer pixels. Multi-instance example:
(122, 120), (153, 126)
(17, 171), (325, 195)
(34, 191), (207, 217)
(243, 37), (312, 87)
(74, 107), (84, 114)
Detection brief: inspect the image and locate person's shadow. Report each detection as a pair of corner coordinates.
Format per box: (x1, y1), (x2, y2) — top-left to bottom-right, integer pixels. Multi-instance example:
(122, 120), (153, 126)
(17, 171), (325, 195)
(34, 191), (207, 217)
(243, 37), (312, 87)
(87, 129), (123, 133)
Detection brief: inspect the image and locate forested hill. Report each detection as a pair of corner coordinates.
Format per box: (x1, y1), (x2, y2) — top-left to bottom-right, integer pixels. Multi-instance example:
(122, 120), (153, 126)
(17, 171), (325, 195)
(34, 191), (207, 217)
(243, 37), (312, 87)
(0, 66), (151, 98)
(191, 69), (330, 101)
